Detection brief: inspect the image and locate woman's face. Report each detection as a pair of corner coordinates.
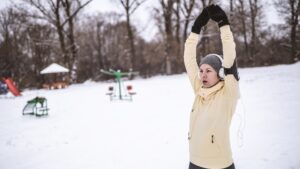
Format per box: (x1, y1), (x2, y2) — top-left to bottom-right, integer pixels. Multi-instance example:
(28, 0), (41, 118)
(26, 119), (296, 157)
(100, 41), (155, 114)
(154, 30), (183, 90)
(199, 64), (220, 88)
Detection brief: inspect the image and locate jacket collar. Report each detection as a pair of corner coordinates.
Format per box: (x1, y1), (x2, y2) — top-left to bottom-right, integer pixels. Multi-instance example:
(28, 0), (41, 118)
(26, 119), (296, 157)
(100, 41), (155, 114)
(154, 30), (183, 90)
(198, 81), (224, 99)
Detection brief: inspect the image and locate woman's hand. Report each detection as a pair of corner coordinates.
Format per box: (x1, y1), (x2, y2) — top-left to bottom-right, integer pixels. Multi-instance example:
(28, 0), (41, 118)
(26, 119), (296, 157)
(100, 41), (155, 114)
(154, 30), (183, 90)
(207, 4), (229, 27)
(191, 8), (209, 34)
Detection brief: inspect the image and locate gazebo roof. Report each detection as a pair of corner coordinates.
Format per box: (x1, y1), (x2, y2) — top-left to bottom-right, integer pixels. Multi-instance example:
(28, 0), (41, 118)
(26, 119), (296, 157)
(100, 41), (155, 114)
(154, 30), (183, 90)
(40, 63), (69, 74)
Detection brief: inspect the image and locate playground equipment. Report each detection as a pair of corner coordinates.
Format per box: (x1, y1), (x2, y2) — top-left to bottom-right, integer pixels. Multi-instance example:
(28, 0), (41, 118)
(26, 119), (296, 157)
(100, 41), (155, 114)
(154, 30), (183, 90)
(2, 78), (21, 96)
(23, 97), (49, 116)
(101, 69), (138, 101)
(0, 81), (8, 95)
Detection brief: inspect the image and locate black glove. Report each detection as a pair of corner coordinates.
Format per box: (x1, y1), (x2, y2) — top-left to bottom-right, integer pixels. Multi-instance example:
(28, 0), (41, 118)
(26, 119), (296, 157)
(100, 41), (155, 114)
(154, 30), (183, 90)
(207, 4), (229, 27)
(191, 8), (209, 34)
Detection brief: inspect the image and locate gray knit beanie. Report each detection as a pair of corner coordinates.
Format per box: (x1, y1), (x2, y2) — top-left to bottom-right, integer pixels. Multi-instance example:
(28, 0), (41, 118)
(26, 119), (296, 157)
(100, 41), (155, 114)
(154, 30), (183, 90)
(199, 54), (223, 73)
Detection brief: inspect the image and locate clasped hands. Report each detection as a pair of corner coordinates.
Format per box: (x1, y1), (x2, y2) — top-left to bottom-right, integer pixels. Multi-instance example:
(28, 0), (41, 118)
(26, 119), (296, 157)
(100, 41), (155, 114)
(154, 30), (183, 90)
(192, 4), (229, 34)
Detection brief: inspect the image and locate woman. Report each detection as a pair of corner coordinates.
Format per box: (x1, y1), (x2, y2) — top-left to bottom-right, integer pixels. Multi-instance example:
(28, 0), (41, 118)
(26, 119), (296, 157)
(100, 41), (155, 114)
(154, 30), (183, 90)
(184, 4), (240, 169)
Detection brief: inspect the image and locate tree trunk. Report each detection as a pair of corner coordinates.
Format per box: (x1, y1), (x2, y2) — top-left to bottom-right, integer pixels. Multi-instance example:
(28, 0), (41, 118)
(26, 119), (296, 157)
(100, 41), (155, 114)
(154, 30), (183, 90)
(174, 0), (182, 73)
(54, 1), (68, 68)
(238, 0), (250, 60)
(230, 0), (234, 19)
(289, 0), (300, 62)
(96, 22), (105, 70)
(182, 0), (195, 44)
(160, 0), (174, 75)
(175, 0), (181, 46)
(64, 0), (77, 82)
(126, 11), (136, 70)
(119, 0), (146, 71)
(249, 0), (258, 65)
(200, 0), (211, 56)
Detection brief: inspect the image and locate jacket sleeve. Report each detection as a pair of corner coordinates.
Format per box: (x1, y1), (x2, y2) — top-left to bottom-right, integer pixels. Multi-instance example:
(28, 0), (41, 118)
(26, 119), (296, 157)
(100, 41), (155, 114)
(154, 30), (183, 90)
(220, 25), (240, 99)
(184, 33), (202, 94)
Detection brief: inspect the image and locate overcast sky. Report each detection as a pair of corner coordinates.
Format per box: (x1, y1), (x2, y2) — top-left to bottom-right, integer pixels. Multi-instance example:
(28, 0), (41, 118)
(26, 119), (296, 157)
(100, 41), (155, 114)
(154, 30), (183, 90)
(0, 0), (282, 41)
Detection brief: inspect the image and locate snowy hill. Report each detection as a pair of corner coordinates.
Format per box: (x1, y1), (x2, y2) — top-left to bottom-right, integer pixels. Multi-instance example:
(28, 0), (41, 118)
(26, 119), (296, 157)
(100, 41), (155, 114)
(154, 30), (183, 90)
(1, 63), (300, 169)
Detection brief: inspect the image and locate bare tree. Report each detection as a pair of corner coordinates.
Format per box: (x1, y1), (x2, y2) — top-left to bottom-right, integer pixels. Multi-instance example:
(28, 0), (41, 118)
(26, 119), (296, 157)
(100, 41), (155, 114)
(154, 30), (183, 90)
(23, 0), (92, 82)
(248, 0), (263, 65)
(198, 0), (214, 55)
(76, 12), (154, 81)
(0, 8), (18, 78)
(118, 0), (146, 71)
(172, 0), (184, 73)
(275, 0), (300, 62)
(26, 23), (56, 86)
(95, 21), (106, 70)
(76, 12), (121, 81)
(174, 0), (181, 46)
(0, 7), (29, 86)
(237, 0), (250, 59)
(0, 7), (55, 88)
(181, 0), (195, 41)
(62, 0), (91, 81)
(230, 0), (234, 11)
(159, 0), (175, 74)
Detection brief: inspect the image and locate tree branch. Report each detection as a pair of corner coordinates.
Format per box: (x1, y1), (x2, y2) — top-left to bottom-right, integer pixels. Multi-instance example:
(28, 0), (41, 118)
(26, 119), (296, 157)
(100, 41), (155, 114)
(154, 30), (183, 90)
(60, 0), (92, 27)
(130, 0), (147, 15)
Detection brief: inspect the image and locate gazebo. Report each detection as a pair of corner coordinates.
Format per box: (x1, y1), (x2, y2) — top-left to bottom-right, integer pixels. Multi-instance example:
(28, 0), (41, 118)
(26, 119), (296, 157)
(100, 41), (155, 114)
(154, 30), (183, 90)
(40, 63), (69, 89)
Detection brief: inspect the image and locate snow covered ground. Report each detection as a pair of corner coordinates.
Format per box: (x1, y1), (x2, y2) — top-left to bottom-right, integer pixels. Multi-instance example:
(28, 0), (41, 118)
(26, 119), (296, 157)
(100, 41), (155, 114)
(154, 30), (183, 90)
(1, 63), (300, 169)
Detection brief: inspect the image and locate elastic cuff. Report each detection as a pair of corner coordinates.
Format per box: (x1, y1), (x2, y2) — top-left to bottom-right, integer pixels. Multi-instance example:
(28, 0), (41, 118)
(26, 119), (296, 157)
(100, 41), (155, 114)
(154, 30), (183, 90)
(191, 27), (201, 34)
(220, 25), (232, 35)
(218, 20), (230, 28)
(189, 32), (200, 40)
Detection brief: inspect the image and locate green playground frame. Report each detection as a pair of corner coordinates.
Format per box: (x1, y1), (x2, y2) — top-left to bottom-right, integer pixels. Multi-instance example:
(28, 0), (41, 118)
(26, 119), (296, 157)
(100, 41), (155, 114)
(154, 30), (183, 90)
(23, 97), (49, 116)
(101, 69), (138, 101)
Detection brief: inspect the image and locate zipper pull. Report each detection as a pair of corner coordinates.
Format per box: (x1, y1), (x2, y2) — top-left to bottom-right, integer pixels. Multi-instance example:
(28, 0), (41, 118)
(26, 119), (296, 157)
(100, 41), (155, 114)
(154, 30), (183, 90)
(211, 135), (214, 143)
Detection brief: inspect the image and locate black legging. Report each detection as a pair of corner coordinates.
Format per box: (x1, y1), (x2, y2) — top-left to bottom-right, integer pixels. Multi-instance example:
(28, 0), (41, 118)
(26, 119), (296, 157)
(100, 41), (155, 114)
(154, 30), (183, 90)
(189, 162), (235, 169)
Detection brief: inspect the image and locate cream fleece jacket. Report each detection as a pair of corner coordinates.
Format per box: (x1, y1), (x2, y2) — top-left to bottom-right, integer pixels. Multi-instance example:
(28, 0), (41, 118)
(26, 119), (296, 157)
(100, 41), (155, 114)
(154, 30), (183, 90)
(184, 25), (240, 169)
